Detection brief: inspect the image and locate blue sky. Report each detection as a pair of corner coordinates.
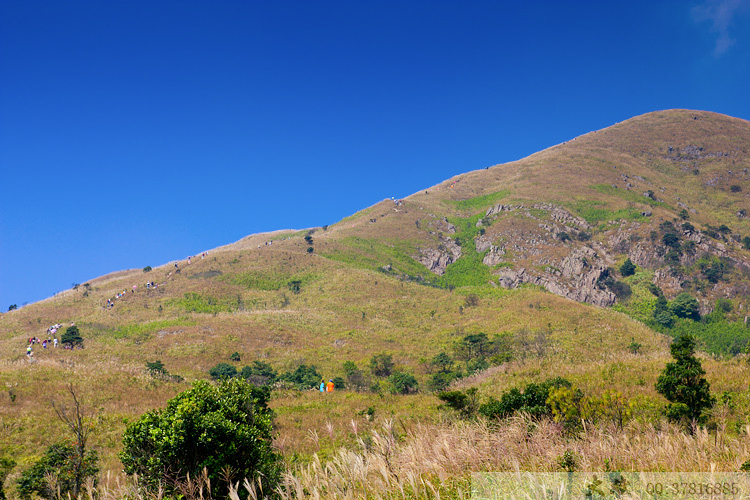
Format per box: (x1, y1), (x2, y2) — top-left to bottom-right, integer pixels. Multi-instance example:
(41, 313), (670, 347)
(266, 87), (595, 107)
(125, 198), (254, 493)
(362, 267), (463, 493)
(1, 0), (749, 310)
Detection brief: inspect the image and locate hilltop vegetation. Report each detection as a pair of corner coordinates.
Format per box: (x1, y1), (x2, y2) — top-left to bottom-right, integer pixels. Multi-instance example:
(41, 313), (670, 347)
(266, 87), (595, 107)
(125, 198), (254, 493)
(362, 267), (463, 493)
(1, 110), (750, 498)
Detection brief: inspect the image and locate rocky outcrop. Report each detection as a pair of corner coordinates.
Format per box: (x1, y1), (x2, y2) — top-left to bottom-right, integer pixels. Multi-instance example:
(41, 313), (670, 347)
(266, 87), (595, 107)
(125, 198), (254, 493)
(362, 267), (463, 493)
(550, 206), (590, 229)
(495, 264), (616, 307)
(482, 244), (506, 266)
(416, 236), (461, 275)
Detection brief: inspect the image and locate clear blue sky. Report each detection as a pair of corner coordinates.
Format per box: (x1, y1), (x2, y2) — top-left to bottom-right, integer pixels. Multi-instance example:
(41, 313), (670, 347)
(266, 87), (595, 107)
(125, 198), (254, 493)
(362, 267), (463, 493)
(1, 0), (749, 309)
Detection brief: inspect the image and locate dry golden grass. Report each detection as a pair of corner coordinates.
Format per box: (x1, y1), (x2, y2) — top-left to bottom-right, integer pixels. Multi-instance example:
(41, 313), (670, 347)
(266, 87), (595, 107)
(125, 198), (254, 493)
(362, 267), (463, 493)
(2, 109), (750, 499)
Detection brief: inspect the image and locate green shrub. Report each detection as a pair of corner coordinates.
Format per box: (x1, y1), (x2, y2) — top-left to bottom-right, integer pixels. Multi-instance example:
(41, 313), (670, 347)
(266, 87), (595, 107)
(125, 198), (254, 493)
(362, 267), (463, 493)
(717, 299), (733, 314)
(17, 443), (98, 500)
(479, 377), (572, 420)
(143, 266), (152, 273)
(343, 361), (369, 391)
(647, 283), (663, 297)
(280, 364), (321, 390)
(120, 379), (281, 497)
(743, 236), (750, 250)
(427, 371), (462, 392)
(241, 361), (278, 385)
(370, 353), (394, 377)
(0, 457), (16, 500)
(332, 376), (346, 390)
(662, 233), (680, 249)
(464, 293), (480, 307)
(389, 371), (419, 394)
(619, 258), (636, 277)
(609, 281), (632, 300)
(208, 362), (238, 380)
(654, 309), (674, 328)
(437, 387), (479, 417)
(288, 280), (302, 294)
(230, 351), (242, 362)
(627, 339), (642, 354)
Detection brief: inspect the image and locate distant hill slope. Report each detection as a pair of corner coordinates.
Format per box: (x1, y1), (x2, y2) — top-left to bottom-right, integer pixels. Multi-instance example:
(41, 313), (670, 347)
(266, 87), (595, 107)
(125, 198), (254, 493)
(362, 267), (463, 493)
(1, 109), (749, 476)
(312, 109), (750, 311)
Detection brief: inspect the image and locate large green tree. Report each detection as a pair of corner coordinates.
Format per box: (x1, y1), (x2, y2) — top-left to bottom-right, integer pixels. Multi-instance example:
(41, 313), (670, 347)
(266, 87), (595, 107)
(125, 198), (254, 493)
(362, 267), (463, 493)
(120, 378), (281, 497)
(655, 335), (713, 426)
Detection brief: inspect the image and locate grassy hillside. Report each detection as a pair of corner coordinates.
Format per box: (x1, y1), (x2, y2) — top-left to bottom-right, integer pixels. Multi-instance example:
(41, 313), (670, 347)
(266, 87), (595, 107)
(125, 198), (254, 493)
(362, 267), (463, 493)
(2, 109), (750, 499)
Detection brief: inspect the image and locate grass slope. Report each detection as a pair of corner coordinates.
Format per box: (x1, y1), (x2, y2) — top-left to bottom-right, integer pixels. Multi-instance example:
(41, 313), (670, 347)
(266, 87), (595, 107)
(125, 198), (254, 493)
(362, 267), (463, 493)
(2, 109), (750, 498)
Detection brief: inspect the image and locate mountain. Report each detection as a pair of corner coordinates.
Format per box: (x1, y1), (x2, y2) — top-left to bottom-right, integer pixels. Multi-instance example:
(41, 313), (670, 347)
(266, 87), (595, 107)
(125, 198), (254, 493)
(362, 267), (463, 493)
(1, 109), (749, 489)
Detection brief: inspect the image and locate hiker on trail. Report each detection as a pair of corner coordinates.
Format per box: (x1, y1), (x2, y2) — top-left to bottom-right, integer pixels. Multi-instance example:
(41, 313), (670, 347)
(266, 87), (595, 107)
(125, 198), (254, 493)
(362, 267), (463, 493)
(53, 338), (58, 348)
(26, 345), (32, 356)
(320, 380), (326, 393)
(326, 379), (334, 392)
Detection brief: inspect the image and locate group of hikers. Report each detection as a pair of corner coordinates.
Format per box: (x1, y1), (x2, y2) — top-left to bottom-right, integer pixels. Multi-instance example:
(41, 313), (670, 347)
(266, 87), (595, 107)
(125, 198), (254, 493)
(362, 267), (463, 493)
(319, 379), (335, 392)
(25, 322), (76, 357)
(103, 252), (211, 311)
(103, 278), (169, 311)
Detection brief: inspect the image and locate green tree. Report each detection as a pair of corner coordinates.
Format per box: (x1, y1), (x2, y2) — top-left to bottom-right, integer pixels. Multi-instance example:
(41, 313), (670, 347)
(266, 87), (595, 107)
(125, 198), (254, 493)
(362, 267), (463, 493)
(619, 258), (636, 277)
(208, 362), (238, 380)
(389, 371), (419, 394)
(454, 333), (490, 361)
(146, 360), (168, 375)
(7, 305), (17, 311)
(370, 353), (394, 377)
(61, 325), (84, 348)
(430, 352), (453, 373)
(655, 335), (713, 426)
(120, 379), (281, 497)
(670, 293), (701, 320)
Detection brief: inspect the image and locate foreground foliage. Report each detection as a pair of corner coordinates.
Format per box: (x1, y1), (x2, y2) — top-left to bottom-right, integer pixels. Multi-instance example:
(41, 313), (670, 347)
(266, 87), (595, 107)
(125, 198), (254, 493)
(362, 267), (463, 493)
(120, 378), (282, 497)
(16, 443), (98, 500)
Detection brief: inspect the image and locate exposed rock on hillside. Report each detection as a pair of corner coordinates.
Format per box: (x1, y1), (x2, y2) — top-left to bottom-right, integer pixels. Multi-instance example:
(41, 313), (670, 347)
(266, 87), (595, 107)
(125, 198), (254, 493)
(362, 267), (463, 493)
(493, 246), (616, 307)
(417, 235), (461, 275)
